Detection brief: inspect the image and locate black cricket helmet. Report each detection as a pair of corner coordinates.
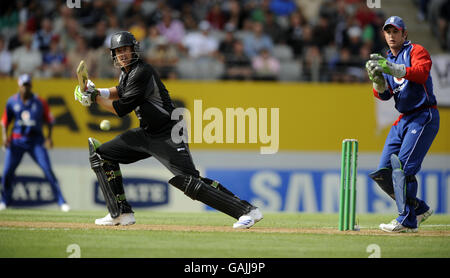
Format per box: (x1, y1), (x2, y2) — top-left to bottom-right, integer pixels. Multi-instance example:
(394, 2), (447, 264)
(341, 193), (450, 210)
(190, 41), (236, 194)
(110, 31), (140, 68)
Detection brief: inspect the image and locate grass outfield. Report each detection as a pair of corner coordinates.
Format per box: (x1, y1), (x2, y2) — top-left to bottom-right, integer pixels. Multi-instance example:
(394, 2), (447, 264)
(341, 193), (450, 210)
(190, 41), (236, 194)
(0, 209), (449, 258)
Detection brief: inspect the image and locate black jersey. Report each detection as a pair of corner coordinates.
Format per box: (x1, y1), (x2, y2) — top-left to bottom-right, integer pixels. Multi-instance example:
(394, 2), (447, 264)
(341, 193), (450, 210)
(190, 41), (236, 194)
(112, 60), (176, 137)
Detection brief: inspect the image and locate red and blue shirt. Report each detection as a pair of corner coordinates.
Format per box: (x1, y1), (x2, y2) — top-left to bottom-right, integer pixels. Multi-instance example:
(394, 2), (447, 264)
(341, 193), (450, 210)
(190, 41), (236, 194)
(373, 40), (437, 114)
(1, 93), (54, 144)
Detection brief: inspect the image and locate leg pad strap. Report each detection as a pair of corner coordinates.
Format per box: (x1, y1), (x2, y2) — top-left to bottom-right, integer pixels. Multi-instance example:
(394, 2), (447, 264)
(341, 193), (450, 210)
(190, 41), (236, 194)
(169, 175), (254, 219)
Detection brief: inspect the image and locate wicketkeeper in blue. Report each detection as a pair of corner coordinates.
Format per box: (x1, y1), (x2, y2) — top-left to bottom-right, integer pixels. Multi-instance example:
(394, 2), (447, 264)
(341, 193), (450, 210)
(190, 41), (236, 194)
(366, 16), (439, 233)
(0, 74), (70, 212)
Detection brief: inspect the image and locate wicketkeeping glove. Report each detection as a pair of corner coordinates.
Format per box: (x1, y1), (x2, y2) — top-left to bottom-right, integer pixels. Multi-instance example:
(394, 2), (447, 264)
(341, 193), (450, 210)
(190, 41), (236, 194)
(366, 60), (387, 92)
(366, 61), (384, 82)
(368, 53), (406, 78)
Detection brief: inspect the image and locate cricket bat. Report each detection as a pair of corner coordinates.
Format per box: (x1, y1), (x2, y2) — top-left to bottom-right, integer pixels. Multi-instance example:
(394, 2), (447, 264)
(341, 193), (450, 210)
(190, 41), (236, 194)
(76, 60), (89, 92)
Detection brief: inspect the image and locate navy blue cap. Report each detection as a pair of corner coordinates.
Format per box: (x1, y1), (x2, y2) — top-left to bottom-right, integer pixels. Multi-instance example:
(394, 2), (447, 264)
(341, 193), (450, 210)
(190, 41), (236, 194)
(18, 74), (32, 86)
(383, 16), (406, 31)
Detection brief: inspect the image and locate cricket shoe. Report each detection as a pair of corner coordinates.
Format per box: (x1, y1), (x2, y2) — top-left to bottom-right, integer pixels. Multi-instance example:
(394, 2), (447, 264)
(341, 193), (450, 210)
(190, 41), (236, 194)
(233, 208), (263, 229)
(60, 203), (71, 212)
(94, 213), (136, 226)
(379, 219), (418, 233)
(0, 202), (6, 211)
(417, 208), (433, 226)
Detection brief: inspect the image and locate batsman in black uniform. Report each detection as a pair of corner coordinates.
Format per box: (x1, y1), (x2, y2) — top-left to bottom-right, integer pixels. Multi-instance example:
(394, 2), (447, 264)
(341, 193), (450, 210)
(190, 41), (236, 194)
(74, 31), (262, 228)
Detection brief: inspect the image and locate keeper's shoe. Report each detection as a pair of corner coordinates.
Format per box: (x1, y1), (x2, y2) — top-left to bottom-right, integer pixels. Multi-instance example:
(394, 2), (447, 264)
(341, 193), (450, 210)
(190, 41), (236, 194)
(417, 208), (433, 226)
(233, 208), (263, 229)
(95, 213), (136, 226)
(379, 219), (418, 233)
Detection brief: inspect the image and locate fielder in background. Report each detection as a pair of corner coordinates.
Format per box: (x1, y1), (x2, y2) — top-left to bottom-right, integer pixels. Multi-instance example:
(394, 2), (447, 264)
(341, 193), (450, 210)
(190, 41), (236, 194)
(0, 74), (70, 212)
(74, 31), (262, 228)
(366, 16), (439, 233)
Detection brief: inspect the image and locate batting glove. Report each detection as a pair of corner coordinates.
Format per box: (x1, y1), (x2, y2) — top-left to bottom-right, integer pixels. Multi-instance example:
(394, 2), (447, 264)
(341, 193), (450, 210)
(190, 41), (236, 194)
(85, 86), (99, 103)
(368, 53), (406, 78)
(74, 85), (96, 107)
(87, 79), (96, 90)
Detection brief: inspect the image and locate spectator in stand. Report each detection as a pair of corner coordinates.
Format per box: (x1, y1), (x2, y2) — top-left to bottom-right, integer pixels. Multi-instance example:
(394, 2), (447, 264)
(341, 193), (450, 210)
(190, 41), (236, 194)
(11, 32), (42, 77)
(60, 18), (80, 53)
(312, 15), (334, 50)
(243, 21), (274, 59)
(52, 4), (73, 36)
(371, 11), (388, 54)
(359, 44), (371, 81)
(182, 20), (219, 59)
(21, 1), (40, 34)
(0, 36), (12, 77)
(218, 23), (237, 61)
(95, 47), (119, 79)
(353, 1), (378, 49)
(0, 2), (20, 33)
(32, 18), (54, 53)
(361, 21), (375, 49)
(122, 0), (145, 28)
(300, 25), (315, 53)
(8, 23), (27, 51)
(76, 0), (105, 28)
(146, 36), (179, 80)
(146, 37), (178, 79)
(129, 16), (147, 42)
(345, 25), (363, 57)
(355, 1), (376, 28)
(252, 48), (280, 81)
(42, 35), (66, 78)
(331, 47), (363, 83)
(66, 36), (96, 79)
(286, 11), (307, 58)
(241, 2), (260, 24)
(249, 2), (267, 24)
(146, 0), (167, 26)
(103, 14), (122, 50)
(269, 0), (297, 17)
(106, 14), (121, 37)
(89, 20), (108, 50)
(141, 25), (163, 54)
(223, 40), (253, 80)
(264, 11), (284, 44)
(303, 45), (323, 82)
(318, 0), (338, 26)
(207, 3), (226, 30)
(224, 0), (245, 30)
(180, 2), (200, 31)
(157, 8), (186, 46)
(191, 0), (211, 25)
(334, 0), (350, 48)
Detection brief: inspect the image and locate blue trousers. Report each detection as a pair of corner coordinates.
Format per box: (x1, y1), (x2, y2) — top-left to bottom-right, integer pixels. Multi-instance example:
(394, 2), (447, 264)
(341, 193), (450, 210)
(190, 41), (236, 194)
(1, 140), (66, 206)
(378, 107), (439, 228)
